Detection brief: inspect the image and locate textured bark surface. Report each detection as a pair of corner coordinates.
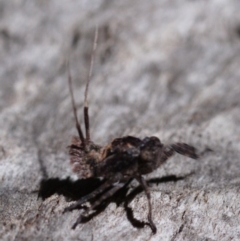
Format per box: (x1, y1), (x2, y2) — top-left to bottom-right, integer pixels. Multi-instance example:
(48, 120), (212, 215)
(1, 1), (240, 240)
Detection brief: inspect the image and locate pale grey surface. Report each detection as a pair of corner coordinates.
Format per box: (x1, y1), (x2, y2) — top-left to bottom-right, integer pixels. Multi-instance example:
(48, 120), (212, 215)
(1, 0), (240, 240)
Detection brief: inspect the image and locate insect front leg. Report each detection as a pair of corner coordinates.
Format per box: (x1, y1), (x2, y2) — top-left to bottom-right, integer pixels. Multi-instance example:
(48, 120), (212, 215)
(135, 175), (157, 234)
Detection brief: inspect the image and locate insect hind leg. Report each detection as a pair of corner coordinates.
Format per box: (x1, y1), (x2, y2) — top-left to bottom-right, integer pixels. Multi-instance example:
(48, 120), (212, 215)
(64, 175), (122, 213)
(71, 182), (125, 229)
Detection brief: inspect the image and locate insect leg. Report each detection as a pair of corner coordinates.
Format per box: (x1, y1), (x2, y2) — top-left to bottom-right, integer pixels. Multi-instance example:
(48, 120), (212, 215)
(64, 173), (123, 213)
(64, 180), (114, 213)
(136, 175), (157, 234)
(71, 182), (125, 229)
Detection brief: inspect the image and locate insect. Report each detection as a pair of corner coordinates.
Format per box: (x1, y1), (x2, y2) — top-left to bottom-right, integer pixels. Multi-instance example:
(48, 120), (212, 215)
(64, 27), (199, 233)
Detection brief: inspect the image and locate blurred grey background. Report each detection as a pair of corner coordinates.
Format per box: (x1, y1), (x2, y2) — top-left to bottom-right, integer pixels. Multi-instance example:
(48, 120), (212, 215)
(1, 1), (240, 240)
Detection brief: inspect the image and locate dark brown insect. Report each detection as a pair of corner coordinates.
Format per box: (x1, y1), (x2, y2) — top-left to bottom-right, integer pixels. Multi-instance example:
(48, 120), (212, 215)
(64, 28), (198, 234)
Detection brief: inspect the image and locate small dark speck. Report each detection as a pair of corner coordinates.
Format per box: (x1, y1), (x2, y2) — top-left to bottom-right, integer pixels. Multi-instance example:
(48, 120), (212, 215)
(0, 28), (10, 40)
(0, 145), (6, 158)
(72, 31), (81, 48)
(235, 25), (240, 38)
(222, 214), (231, 223)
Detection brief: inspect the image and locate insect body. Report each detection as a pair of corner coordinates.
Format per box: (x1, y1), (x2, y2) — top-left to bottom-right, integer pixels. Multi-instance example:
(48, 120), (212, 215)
(64, 28), (198, 233)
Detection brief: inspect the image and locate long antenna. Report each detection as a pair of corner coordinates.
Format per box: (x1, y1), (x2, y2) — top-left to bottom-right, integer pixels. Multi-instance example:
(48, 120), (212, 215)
(67, 61), (85, 148)
(84, 26), (98, 142)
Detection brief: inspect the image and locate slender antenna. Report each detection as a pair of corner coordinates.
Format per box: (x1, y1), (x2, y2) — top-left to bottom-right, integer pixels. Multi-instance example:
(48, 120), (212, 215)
(67, 61), (85, 147)
(84, 26), (98, 142)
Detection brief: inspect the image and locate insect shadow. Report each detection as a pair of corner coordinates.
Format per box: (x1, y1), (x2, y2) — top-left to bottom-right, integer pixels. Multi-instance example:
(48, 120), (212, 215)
(38, 174), (188, 230)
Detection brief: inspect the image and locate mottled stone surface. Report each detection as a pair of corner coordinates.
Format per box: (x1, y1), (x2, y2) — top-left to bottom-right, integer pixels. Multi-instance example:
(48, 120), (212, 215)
(1, 0), (240, 240)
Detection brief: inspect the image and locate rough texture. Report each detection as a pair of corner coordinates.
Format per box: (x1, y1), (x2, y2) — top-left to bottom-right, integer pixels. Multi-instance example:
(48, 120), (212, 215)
(1, 0), (240, 240)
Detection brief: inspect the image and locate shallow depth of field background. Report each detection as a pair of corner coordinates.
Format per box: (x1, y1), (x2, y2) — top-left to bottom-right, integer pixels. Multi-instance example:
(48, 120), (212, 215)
(1, 1), (240, 241)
